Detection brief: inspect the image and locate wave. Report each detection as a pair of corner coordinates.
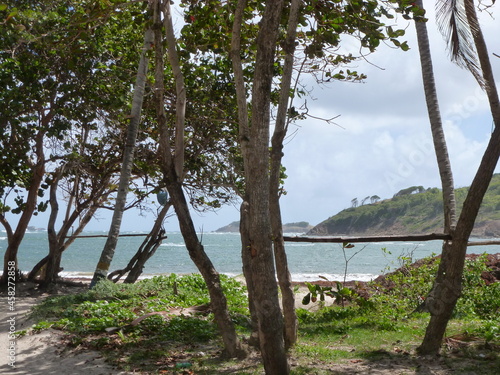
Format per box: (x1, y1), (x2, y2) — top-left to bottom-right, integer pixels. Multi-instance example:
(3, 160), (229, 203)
(285, 243), (316, 247)
(159, 243), (187, 247)
(55, 271), (378, 283)
(205, 232), (240, 235)
(59, 272), (94, 279)
(291, 273), (379, 282)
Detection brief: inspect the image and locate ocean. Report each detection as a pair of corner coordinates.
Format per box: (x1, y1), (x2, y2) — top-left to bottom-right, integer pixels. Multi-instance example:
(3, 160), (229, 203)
(2, 231), (500, 282)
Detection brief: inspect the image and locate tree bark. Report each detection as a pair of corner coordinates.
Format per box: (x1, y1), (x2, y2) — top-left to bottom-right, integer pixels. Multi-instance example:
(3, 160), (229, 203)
(239, 201), (260, 347)
(90, 21), (154, 288)
(418, 0), (500, 355)
(165, 177), (246, 359)
(41, 165), (65, 287)
(414, 0), (456, 233)
(163, 0), (186, 180)
(2, 128), (46, 285)
(154, 0), (245, 358)
(269, 0), (302, 350)
(240, 0), (289, 373)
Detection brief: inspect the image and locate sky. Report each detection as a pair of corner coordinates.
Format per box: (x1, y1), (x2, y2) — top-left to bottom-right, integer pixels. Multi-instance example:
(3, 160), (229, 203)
(15, 2), (500, 233)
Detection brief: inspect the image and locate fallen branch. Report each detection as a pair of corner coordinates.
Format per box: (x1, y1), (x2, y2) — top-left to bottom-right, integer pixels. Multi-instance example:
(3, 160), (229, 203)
(284, 233), (452, 243)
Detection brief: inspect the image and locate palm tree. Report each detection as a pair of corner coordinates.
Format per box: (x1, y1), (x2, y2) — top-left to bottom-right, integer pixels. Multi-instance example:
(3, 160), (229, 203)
(90, 19), (154, 288)
(417, 0), (500, 355)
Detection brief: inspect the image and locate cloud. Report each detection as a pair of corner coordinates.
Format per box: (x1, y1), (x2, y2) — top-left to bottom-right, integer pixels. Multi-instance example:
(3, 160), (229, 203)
(17, 4), (500, 234)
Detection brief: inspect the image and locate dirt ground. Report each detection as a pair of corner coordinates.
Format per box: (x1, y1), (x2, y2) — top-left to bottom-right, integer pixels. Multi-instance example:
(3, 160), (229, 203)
(0, 280), (494, 374)
(0, 280), (133, 374)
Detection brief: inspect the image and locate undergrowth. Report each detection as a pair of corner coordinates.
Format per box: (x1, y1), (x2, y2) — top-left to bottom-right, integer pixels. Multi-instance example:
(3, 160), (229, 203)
(27, 254), (500, 374)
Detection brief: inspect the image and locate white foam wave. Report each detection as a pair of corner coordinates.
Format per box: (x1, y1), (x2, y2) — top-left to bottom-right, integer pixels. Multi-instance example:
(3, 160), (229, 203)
(59, 272), (93, 279)
(56, 271), (378, 283)
(291, 273), (379, 282)
(159, 243), (187, 247)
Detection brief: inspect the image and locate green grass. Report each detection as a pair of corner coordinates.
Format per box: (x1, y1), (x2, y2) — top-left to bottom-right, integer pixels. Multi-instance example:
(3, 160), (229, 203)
(27, 257), (500, 374)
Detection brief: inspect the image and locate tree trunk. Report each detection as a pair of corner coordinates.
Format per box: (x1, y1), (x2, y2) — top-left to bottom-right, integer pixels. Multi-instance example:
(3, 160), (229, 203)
(414, 0), (456, 233)
(42, 167), (63, 287)
(241, 0), (289, 373)
(239, 200), (260, 347)
(418, 0), (500, 355)
(418, 126), (500, 354)
(90, 22), (154, 288)
(166, 177), (246, 359)
(269, 0), (302, 350)
(1, 129), (46, 285)
(30, 192), (102, 284)
(107, 202), (170, 283)
(154, 0), (245, 358)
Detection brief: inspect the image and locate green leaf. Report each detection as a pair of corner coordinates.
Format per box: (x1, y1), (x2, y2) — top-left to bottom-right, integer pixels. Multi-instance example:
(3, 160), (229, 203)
(400, 42), (410, 51)
(302, 293), (311, 305)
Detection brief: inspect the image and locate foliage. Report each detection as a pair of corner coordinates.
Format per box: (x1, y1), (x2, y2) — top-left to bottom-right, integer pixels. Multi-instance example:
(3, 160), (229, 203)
(311, 173), (500, 235)
(0, 0), (151, 225)
(300, 253), (500, 343)
(31, 274), (248, 370)
(27, 259), (500, 373)
(32, 274), (248, 330)
(302, 242), (372, 307)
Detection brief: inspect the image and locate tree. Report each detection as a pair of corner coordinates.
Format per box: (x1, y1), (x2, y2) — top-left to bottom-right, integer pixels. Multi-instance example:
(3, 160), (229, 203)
(108, 201), (171, 284)
(413, 0), (456, 234)
(29, 127), (127, 286)
(0, 1), (136, 285)
(269, 0), (302, 350)
(417, 0), (500, 355)
(351, 197), (359, 207)
(361, 196), (371, 205)
(233, 1), (290, 373)
(152, 0), (245, 358)
(90, 6), (155, 288)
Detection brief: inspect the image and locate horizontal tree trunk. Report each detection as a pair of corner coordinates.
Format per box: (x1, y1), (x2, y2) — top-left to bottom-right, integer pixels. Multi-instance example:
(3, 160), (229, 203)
(284, 233), (451, 243)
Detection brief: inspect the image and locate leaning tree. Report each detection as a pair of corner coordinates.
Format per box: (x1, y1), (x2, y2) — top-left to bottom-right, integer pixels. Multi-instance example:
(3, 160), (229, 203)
(417, 0), (500, 355)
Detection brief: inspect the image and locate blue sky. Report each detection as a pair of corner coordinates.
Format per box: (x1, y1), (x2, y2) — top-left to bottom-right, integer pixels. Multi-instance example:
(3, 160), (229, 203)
(10, 2), (500, 233)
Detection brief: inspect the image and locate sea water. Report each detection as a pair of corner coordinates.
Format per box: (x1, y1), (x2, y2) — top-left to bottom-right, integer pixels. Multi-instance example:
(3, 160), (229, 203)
(2, 231), (499, 282)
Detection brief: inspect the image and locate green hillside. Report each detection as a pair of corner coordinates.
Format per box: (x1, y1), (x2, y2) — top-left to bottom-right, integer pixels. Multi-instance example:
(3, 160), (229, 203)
(308, 174), (500, 238)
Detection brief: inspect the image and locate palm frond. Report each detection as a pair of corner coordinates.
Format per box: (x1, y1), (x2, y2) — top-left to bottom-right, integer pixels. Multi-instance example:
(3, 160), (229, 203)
(436, 0), (484, 87)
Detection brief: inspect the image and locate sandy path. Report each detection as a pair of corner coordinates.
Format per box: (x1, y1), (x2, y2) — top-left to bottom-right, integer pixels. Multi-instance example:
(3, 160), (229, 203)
(0, 283), (131, 375)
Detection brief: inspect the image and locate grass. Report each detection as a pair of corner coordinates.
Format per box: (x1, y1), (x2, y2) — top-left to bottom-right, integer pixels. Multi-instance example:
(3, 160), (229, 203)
(27, 255), (500, 374)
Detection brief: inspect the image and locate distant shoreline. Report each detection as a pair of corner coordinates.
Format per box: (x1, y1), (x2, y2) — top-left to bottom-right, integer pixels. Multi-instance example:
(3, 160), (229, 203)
(53, 271), (380, 283)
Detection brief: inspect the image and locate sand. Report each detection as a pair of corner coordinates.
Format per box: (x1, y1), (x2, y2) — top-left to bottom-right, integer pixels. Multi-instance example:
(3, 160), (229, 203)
(0, 281), (131, 375)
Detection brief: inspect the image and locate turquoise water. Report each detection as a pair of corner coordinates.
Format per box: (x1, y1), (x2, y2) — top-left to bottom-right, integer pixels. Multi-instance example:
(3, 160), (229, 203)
(2, 231), (499, 282)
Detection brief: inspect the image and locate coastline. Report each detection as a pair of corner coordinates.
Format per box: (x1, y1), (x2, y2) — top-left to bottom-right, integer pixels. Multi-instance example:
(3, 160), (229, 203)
(56, 271), (379, 284)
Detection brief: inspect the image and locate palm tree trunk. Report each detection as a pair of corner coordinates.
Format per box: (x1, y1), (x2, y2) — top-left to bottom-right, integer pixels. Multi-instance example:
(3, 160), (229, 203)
(418, 0), (500, 355)
(90, 23), (154, 288)
(414, 0), (456, 233)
